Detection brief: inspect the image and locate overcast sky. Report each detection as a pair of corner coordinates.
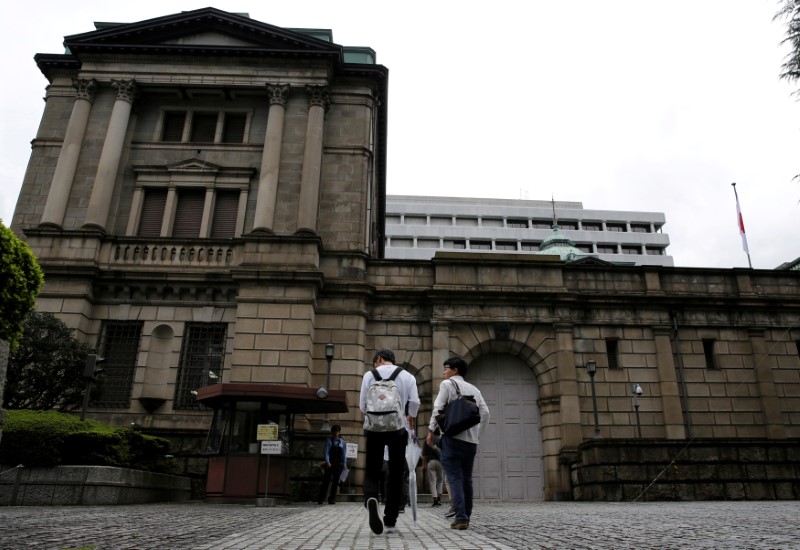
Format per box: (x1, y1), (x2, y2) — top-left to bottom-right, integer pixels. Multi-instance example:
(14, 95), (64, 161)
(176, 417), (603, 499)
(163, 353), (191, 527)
(2, 1), (798, 269)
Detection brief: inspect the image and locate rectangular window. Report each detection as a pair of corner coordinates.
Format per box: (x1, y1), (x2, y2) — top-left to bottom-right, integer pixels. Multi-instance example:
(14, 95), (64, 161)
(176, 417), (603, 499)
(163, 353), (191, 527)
(582, 222), (601, 231)
(404, 215), (427, 225)
(630, 223), (651, 233)
(161, 111), (186, 142)
(210, 190), (239, 239)
(531, 220), (551, 229)
(190, 113), (218, 142)
(703, 339), (717, 369)
(385, 215), (402, 225)
(174, 323), (227, 410)
(482, 218), (503, 228)
(645, 247), (664, 256)
(390, 238), (413, 248)
(444, 239), (466, 249)
(455, 217), (478, 227)
(417, 239), (440, 248)
(606, 339), (620, 369)
(576, 243), (592, 253)
(507, 219), (528, 228)
(221, 113), (247, 143)
(597, 245), (617, 254)
(137, 188), (168, 237)
(495, 241), (517, 251)
(172, 189), (206, 238)
(94, 321), (143, 408)
(521, 241), (540, 251)
(430, 216), (452, 226)
(621, 246), (640, 255)
(470, 240), (492, 250)
(559, 221), (578, 230)
(606, 223), (626, 232)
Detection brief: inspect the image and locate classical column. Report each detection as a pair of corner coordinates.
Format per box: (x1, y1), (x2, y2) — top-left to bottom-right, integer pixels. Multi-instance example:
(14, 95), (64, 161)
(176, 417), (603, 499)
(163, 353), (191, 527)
(748, 328), (787, 439)
(40, 78), (98, 228)
(83, 79), (138, 231)
(296, 85), (329, 235)
(252, 84), (290, 233)
(653, 326), (687, 439)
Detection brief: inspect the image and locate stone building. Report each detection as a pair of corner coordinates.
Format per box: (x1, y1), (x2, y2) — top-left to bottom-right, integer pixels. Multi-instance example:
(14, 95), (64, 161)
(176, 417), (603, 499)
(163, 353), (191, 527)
(8, 8), (800, 502)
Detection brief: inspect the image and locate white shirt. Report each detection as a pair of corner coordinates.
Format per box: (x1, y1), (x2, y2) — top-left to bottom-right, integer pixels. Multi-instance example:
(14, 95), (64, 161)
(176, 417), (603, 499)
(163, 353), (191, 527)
(359, 363), (420, 419)
(428, 375), (490, 445)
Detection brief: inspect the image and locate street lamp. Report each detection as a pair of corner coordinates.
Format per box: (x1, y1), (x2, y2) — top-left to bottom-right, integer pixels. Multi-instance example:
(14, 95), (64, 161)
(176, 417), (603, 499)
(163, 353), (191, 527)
(632, 383), (643, 439)
(586, 361), (600, 438)
(319, 343), (335, 431)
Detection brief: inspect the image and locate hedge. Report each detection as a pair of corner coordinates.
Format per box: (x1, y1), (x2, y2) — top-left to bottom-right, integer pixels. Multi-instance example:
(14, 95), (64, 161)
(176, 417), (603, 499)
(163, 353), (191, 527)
(0, 410), (176, 474)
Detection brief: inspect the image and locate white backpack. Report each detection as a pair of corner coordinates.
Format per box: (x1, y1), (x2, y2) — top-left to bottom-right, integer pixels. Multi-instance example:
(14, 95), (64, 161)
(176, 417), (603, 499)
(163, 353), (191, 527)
(363, 367), (406, 432)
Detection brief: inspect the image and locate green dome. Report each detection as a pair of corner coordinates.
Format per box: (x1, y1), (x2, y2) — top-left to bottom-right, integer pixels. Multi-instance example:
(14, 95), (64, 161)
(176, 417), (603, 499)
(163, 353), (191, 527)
(535, 225), (588, 262)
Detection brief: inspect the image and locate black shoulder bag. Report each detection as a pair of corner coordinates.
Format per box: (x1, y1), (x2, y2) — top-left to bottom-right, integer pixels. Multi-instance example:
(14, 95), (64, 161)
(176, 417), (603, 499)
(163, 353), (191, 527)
(434, 379), (481, 436)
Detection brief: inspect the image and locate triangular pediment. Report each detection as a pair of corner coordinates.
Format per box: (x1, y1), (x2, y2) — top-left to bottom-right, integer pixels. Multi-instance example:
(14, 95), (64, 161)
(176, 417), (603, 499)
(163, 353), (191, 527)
(165, 158), (222, 173)
(62, 7), (341, 57)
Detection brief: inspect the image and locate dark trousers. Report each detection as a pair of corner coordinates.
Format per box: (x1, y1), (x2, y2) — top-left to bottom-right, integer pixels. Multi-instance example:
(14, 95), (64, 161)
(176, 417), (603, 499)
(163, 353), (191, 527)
(364, 428), (407, 527)
(441, 435), (477, 521)
(317, 461), (343, 504)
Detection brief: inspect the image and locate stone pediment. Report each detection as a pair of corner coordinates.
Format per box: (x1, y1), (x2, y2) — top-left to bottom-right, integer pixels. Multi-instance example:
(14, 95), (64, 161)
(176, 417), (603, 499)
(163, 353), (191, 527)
(61, 7), (341, 57)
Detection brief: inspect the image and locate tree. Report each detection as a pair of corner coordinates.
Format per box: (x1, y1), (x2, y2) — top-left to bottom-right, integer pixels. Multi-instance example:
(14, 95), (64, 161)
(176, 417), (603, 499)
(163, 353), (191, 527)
(777, 1), (800, 89)
(0, 220), (44, 444)
(3, 311), (95, 412)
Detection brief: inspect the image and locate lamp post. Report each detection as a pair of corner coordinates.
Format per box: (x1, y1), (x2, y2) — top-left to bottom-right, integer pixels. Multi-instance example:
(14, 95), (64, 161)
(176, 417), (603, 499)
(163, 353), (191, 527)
(632, 383), (643, 439)
(319, 343), (334, 432)
(586, 361), (600, 438)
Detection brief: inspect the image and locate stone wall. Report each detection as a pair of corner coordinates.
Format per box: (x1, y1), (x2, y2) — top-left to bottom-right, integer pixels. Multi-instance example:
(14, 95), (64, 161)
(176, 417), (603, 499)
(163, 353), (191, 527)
(570, 439), (800, 501)
(0, 465), (191, 506)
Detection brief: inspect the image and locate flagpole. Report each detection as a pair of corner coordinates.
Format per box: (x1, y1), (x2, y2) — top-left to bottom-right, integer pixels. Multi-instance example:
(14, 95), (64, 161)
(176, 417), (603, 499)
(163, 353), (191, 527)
(731, 183), (753, 269)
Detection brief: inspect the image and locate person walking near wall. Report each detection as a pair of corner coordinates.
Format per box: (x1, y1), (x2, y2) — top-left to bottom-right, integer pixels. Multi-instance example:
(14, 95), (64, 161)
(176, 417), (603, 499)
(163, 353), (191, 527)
(360, 348), (420, 535)
(317, 425), (346, 504)
(427, 356), (490, 530)
(423, 433), (445, 506)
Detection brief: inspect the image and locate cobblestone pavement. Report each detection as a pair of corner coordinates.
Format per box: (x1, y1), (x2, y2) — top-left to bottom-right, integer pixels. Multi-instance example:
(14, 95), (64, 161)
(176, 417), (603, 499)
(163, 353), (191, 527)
(0, 500), (799, 550)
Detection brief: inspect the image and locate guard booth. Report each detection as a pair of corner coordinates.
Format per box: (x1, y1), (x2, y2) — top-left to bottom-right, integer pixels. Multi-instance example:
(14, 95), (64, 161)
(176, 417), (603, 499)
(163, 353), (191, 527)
(195, 383), (349, 503)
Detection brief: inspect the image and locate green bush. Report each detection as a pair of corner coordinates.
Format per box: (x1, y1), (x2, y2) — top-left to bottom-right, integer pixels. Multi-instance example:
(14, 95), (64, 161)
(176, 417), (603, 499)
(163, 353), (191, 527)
(0, 410), (176, 474)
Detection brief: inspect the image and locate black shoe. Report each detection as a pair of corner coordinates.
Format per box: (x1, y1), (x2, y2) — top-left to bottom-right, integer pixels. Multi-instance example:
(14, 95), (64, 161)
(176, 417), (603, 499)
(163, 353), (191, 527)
(367, 497), (383, 534)
(432, 498), (441, 507)
(451, 519), (469, 530)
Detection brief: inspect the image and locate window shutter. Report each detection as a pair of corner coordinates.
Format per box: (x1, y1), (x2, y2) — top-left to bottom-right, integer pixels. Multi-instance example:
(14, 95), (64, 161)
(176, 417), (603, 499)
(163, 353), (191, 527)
(172, 189), (205, 237)
(137, 189), (168, 237)
(190, 113), (218, 142)
(161, 112), (186, 142)
(222, 114), (247, 143)
(211, 191), (239, 238)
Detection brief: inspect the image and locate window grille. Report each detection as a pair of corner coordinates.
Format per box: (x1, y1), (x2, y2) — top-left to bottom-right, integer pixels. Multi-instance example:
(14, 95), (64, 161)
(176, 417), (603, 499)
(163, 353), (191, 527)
(606, 339), (620, 369)
(94, 321), (143, 408)
(190, 113), (218, 142)
(172, 189), (205, 238)
(174, 323), (227, 410)
(210, 190), (239, 238)
(703, 339), (717, 369)
(162, 112), (186, 142)
(137, 189), (168, 237)
(222, 114), (247, 143)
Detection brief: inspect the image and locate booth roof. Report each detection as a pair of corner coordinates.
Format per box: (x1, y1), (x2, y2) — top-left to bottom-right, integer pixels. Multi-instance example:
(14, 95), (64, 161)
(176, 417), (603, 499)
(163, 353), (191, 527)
(195, 383), (349, 414)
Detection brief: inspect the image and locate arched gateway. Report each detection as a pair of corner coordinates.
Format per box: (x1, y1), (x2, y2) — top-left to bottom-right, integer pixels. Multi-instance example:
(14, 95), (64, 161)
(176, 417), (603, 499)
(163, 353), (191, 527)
(470, 354), (544, 501)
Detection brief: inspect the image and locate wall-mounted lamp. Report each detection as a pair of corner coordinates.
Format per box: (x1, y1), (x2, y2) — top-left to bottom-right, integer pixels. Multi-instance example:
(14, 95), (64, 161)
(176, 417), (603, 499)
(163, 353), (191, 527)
(632, 383), (643, 438)
(586, 361), (600, 438)
(319, 343), (335, 431)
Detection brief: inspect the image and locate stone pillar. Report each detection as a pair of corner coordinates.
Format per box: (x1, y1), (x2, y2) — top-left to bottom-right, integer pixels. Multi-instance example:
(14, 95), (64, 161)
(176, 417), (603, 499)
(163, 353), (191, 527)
(40, 78), (98, 228)
(552, 323), (581, 500)
(653, 326), (686, 439)
(83, 79), (138, 231)
(748, 328), (786, 439)
(252, 84), (290, 233)
(431, 320), (451, 406)
(296, 85), (329, 235)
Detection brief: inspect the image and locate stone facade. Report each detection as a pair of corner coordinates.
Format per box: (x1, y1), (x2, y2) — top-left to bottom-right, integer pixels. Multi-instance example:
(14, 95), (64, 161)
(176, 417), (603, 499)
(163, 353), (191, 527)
(8, 8), (800, 502)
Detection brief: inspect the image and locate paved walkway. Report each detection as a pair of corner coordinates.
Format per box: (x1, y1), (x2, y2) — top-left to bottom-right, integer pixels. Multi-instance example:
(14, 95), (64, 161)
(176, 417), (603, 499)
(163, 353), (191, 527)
(0, 500), (799, 549)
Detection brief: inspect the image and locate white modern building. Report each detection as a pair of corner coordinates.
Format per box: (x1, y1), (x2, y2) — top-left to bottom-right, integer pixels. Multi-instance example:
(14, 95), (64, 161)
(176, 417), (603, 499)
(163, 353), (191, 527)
(384, 195), (674, 266)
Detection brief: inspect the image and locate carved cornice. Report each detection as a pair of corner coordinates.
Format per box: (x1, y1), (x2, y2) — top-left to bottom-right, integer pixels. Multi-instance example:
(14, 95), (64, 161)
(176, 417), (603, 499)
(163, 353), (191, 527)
(266, 83), (290, 106)
(111, 79), (138, 104)
(72, 78), (98, 102)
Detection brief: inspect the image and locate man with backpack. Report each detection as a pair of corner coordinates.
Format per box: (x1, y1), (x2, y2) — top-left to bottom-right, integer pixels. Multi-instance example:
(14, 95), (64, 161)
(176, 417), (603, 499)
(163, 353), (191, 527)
(359, 348), (420, 535)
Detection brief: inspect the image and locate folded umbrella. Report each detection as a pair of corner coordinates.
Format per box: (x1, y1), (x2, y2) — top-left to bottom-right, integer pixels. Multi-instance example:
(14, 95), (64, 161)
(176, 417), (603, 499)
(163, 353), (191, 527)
(405, 429), (422, 526)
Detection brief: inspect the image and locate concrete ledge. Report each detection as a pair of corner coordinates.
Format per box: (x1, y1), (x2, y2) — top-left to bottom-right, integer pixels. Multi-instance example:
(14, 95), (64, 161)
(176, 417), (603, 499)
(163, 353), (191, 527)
(0, 465), (191, 506)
